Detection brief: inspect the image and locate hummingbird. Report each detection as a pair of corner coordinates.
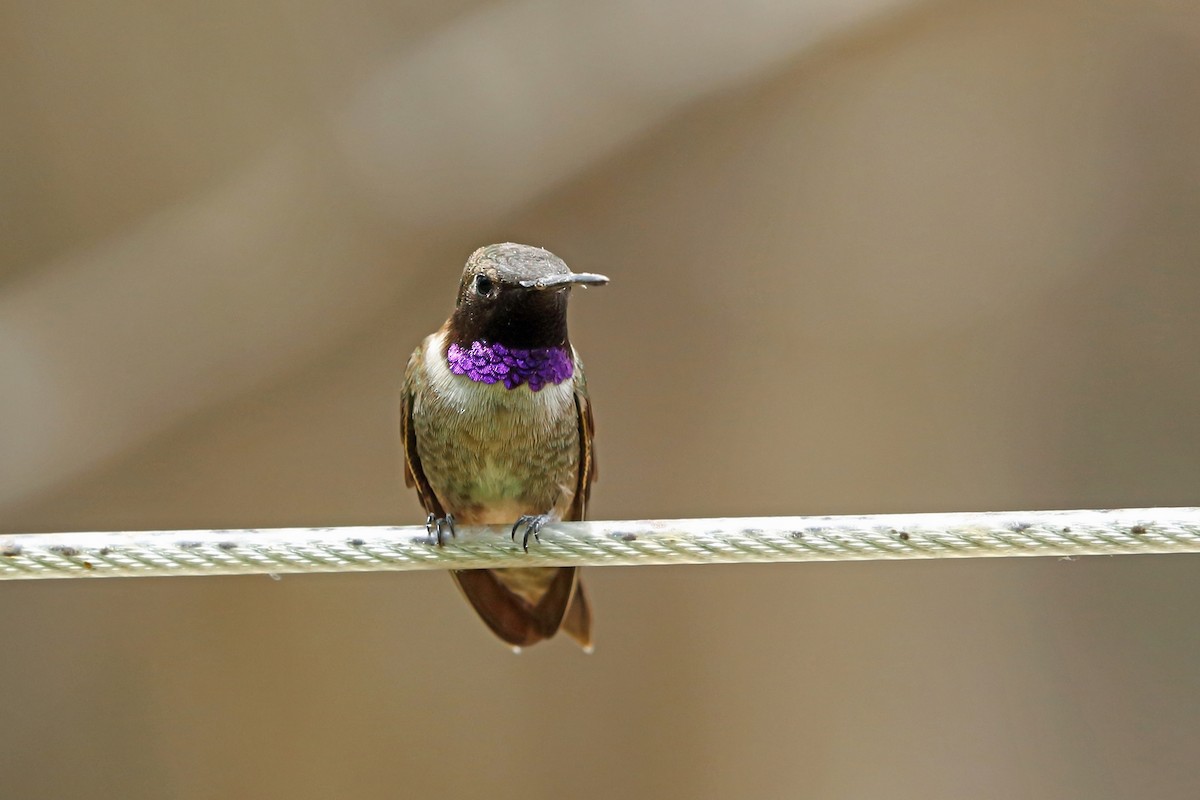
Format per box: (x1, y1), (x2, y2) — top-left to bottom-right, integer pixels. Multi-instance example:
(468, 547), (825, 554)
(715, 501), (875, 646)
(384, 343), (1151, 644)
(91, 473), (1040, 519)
(400, 243), (607, 650)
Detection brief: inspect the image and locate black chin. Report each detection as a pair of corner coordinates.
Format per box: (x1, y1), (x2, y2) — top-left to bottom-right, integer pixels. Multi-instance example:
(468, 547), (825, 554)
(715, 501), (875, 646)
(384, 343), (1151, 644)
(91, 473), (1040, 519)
(449, 288), (570, 350)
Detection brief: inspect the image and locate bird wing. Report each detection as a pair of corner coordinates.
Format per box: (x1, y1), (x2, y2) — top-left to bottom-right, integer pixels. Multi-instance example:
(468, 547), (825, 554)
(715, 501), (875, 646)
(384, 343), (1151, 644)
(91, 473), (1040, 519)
(557, 349), (596, 647)
(400, 341), (445, 518)
(566, 349), (597, 522)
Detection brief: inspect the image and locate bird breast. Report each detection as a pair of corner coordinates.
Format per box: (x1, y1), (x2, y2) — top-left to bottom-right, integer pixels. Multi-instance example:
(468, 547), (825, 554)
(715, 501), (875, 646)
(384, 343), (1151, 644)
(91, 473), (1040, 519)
(414, 331), (579, 523)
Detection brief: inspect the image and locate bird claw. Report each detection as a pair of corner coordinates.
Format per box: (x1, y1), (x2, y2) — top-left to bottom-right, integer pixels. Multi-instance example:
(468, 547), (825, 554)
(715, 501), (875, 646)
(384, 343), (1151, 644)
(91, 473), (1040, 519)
(510, 514), (553, 552)
(425, 513), (457, 546)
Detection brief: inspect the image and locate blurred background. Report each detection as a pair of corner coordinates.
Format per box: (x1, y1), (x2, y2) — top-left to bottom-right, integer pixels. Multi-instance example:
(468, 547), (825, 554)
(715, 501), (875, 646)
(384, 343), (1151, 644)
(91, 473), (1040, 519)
(3, 0), (1200, 797)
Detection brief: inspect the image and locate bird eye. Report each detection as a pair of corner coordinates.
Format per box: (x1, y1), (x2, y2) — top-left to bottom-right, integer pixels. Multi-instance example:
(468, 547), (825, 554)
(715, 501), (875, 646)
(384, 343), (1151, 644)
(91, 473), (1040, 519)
(474, 274), (494, 296)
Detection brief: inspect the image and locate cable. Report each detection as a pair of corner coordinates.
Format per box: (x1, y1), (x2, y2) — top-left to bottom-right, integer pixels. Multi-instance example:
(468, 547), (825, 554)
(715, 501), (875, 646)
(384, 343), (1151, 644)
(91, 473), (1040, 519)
(1, 508), (1197, 581)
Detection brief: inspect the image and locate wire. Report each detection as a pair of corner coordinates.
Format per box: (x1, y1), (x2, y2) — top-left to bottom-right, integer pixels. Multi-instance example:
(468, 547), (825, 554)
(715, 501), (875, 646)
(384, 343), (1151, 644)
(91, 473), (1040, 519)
(1, 508), (1197, 581)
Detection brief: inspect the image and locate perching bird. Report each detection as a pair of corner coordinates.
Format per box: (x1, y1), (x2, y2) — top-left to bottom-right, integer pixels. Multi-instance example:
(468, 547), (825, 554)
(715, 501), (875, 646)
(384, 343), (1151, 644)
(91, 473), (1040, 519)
(400, 243), (607, 650)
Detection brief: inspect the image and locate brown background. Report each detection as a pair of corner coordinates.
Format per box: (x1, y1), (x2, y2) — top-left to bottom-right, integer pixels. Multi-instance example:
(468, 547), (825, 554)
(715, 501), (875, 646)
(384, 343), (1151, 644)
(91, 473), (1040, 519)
(3, 1), (1200, 797)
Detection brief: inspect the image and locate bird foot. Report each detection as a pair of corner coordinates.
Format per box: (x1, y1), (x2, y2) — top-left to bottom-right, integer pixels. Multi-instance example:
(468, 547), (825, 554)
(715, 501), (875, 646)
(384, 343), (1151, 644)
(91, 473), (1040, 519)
(511, 514), (554, 553)
(425, 513), (457, 546)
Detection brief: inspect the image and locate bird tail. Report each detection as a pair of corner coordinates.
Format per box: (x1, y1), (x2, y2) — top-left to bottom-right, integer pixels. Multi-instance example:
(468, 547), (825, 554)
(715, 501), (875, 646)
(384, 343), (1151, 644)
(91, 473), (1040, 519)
(451, 567), (591, 650)
(560, 578), (593, 652)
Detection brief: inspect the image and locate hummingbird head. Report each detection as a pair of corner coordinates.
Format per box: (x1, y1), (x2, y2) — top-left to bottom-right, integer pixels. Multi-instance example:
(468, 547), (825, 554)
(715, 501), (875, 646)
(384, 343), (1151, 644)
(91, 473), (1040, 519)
(447, 243), (608, 350)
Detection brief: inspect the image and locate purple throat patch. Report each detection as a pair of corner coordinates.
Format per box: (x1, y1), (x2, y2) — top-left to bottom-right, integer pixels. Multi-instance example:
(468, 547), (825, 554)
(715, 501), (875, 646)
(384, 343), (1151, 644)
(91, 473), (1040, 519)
(447, 341), (573, 392)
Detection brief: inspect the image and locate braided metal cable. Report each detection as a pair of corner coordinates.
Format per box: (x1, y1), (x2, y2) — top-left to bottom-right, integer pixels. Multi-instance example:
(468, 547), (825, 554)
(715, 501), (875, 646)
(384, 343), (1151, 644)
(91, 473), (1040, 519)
(2, 508), (1198, 581)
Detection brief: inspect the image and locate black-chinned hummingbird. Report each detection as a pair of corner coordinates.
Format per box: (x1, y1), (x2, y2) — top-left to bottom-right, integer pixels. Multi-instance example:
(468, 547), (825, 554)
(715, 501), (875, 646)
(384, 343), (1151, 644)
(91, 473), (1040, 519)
(400, 243), (607, 650)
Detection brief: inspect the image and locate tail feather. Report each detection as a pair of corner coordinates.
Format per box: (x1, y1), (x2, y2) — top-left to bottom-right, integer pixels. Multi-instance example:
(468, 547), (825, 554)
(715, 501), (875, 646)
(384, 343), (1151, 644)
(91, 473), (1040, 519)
(560, 579), (593, 651)
(451, 567), (582, 648)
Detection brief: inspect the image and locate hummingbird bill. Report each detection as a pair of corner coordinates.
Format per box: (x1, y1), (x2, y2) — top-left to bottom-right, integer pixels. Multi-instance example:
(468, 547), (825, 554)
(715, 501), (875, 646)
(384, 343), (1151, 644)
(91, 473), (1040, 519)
(400, 243), (606, 650)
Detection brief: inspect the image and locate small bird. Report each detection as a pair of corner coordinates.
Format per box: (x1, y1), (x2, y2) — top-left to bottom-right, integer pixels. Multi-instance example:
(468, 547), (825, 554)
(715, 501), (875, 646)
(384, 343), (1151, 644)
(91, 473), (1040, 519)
(400, 243), (607, 650)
